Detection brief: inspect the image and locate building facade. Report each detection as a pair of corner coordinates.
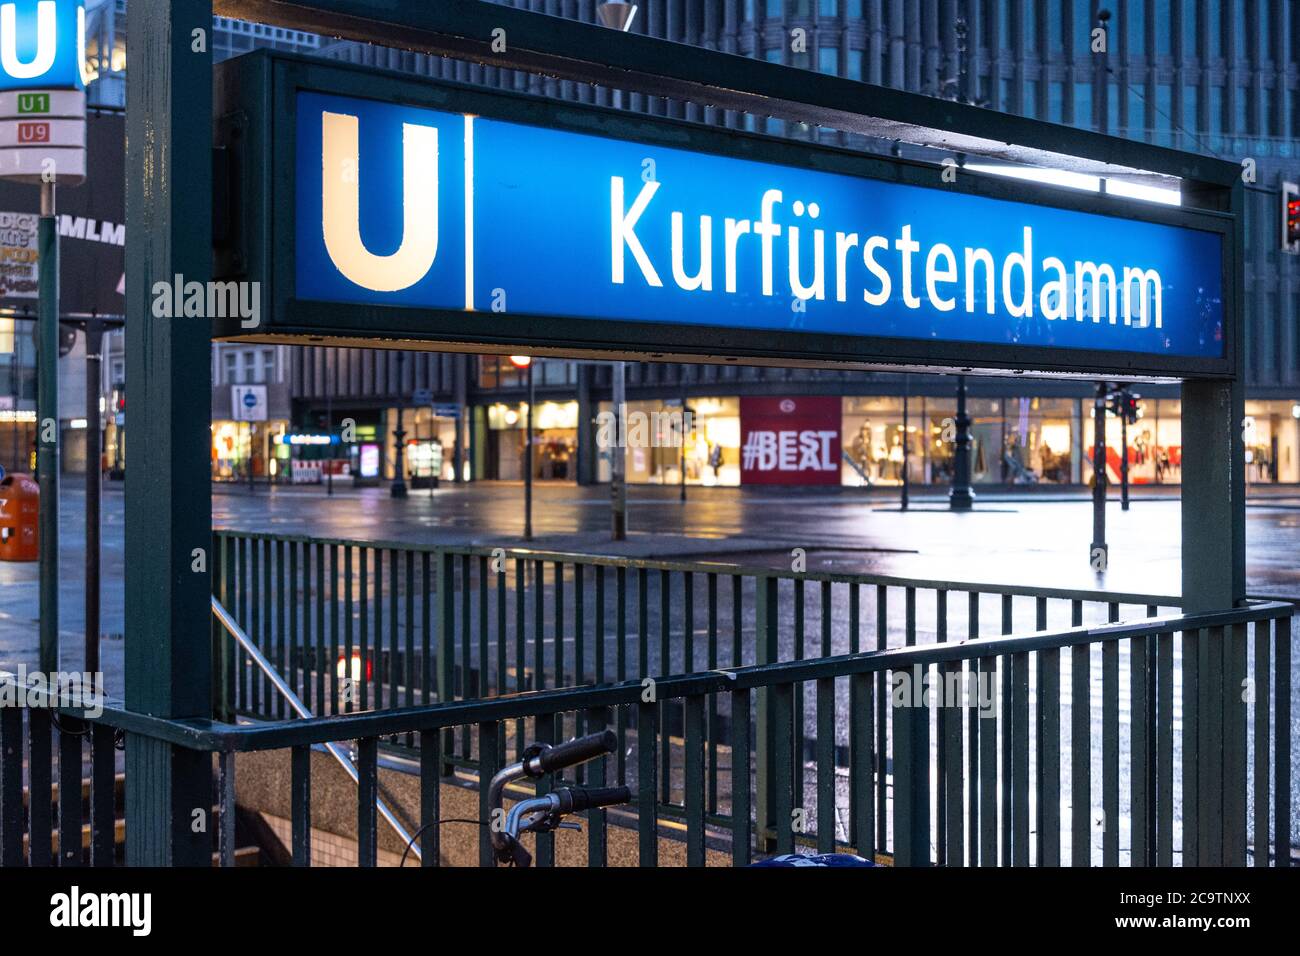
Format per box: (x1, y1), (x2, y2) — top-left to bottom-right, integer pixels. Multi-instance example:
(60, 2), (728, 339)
(64, 2), (1299, 486)
(274, 1), (1298, 490)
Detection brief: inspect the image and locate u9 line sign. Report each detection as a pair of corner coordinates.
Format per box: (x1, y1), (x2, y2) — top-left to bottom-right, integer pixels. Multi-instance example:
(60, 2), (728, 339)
(213, 53), (1232, 379)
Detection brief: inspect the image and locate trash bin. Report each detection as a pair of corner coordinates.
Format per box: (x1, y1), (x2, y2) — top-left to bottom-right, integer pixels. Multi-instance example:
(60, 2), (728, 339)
(0, 473), (39, 561)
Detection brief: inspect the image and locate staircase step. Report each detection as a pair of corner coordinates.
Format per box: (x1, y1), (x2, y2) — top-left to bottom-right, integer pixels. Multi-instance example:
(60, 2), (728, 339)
(22, 773), (126, 809)
(23, 817), (125, 857)
(22, 819), (260, 866)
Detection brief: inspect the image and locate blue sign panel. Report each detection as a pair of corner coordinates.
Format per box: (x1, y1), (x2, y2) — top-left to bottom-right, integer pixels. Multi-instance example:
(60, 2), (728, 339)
(294, 89), (1224, 361)
(0, 1), (86, 92)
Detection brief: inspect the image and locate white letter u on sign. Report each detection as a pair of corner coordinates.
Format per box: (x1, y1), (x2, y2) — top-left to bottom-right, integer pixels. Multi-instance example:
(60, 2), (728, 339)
(321, 110), (439, 292)
(0, 1), (57, 80)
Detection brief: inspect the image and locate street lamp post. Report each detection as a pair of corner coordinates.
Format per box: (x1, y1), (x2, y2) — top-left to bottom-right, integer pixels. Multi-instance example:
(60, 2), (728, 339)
(949, 375), (974, 511)
(610, 361), (627, 540)
(597, 2), (637, 540)
(1091, 382), (1109, 569)
(325, 361), (334, 496)
(901, 374), (910, 511)
(84, 320), (104, 675)
(1119, 389), (1131, 512)
(679, 388), (688, 504)
(391, 352), (408, 498)
(510, 355), (534, 540)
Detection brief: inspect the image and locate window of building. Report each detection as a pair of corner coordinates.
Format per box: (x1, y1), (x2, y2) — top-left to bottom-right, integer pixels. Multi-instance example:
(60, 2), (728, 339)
(261, 349), (276, 384)
(1180, 0), (1198, 56)
(1047, 1), (1063, 51)
(1127, 0), (1146, 56)
(223, 352), (237, 384)
(1284, 89), (1296, 155)
(846, 49), (863, 81)
(1025, 79), (1040, 118)
(1024, 1), (1038, 53)
(1073, 0), (1093, 55)
(818, 46), (839, 74)
(1155, 0), (1172, 54)
(1073, 82), (1091, 126)
(1208, 1), (1223, 56)
(1049, 81), (1065, 123)
(1156, 83), (1174, 144)
(1182, 84), (1199, 138)
(477, 355), (527, 390)
(818, 0), (838, 15)
(1208, 85), (1225, 145)
(1128, 86), (1146, 133)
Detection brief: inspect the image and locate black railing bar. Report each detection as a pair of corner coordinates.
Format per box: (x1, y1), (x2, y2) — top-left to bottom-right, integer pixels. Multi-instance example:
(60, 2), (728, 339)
(45, 601), (1290, 755)
(212, 530), (1183, 607)
(211, 596), (421, 859)
(1247, 593), (1300, 605)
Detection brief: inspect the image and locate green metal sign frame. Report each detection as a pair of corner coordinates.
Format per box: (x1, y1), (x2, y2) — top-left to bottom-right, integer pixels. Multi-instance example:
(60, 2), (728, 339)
(214, 51), (1236, 382)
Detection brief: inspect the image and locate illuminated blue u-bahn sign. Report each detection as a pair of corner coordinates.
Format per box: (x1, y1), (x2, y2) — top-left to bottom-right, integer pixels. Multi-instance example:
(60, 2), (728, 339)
(216, 54), (1232, 379)
(0, 0), (87, 92)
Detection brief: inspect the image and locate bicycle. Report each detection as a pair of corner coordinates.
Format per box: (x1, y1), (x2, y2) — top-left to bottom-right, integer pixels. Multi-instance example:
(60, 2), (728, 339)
(487, 730), (630, 868)
(406, 728), (876, 867)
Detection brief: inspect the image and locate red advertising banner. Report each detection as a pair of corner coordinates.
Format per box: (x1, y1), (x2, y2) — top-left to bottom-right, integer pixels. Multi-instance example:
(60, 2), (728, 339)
(740, 396), (842, 485)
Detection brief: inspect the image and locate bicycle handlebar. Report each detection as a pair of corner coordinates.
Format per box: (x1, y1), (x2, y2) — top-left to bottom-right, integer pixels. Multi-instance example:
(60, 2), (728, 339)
(534, 730), (617, 775)
(552, 786), (632, 814)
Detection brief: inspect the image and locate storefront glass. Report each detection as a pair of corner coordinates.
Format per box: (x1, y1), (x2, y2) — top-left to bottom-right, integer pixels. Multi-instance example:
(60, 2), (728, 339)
(485, 400), (579, 480)
(386, 406), (458, 482)
(596, 397), (741, 486)
(1081, 395), (1173, 485)
(211, 419), (289, 481)
(1244, 399), (1300, 483)
(842, 397), (915, 486)
(1001, 397), (1078, 484)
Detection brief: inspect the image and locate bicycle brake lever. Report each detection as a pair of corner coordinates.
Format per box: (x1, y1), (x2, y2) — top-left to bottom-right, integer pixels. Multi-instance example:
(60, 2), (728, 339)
(521, 811), (583, 835)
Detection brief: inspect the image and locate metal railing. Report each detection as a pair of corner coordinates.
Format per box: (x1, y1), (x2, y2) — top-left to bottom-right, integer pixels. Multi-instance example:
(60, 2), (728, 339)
(211, 595), (420, 862)
(211, 530), (1189, 803)
(3, 598), (1292, 867)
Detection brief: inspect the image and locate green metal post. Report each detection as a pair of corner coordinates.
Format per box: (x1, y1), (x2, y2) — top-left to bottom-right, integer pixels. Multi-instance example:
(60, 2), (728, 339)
(1179, 176), (1247, 866)
(37, 183), (58, 676)
(123, 0), (215, 865)
(754, 574), (778, 851)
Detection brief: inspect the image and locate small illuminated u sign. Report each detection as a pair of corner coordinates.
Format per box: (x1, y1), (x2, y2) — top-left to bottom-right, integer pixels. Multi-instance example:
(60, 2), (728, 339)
(0, 1), (57, 80)
(321, 110), (439, 292)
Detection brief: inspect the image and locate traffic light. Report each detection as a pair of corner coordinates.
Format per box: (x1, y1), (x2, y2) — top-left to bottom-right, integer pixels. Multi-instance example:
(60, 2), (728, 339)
(1283, 181), (1300, 254)
(1107, 388), (1141, 424)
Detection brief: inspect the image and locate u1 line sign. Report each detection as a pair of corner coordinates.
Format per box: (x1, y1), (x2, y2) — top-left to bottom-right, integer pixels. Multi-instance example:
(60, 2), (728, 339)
(214, 53), (1232, 380)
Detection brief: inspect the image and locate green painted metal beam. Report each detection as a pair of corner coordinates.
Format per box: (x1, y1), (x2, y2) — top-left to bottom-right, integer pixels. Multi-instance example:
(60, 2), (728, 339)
(123, 0), (216, 865)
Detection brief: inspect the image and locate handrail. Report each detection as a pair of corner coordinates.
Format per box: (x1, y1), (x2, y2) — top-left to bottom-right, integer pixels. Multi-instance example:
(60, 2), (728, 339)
(211, 595), (422, 862)
(212, 528), (1186, 607)
(46, 597), (1289, 756)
